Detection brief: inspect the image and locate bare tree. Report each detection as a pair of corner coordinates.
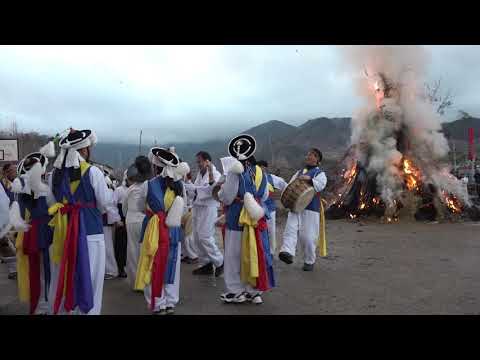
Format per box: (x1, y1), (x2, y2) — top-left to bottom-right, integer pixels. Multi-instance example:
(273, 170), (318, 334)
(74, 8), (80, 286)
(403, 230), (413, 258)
(10, 119), (18, 136)
(424, 79), (454, 116)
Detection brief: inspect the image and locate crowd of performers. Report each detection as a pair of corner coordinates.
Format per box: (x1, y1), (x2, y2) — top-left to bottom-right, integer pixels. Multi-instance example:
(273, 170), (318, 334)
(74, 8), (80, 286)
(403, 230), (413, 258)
(0, 128), (328, 315)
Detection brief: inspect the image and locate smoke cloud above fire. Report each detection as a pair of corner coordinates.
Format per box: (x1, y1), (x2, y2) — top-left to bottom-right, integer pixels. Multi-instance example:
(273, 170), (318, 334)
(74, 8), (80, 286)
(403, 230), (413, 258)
(338, 45), (469, 210)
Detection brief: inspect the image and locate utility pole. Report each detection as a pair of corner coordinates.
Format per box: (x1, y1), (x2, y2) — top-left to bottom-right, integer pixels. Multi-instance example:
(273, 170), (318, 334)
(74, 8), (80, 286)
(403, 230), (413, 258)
(139, 130), (143, 155)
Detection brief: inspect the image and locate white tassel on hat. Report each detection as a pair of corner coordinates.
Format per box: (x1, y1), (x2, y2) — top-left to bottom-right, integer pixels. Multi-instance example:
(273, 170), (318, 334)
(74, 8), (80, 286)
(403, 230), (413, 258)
(243, 192), (264, 221)
(165, 196), (184, 228)
(39, 141), (56, 158)
(27, 161), (50, 198)
(172, 162), (190, 181)
(230, 159), (244, 175)
(11, 178), (23, 194)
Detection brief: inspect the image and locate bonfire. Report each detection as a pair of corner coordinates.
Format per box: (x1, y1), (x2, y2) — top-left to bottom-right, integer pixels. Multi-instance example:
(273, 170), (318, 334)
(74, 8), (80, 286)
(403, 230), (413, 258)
(325, 46), (475, 222)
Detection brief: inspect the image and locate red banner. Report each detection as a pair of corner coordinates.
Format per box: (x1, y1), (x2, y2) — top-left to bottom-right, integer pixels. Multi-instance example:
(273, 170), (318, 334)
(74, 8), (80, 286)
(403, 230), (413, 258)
(468, 127), (475, 161)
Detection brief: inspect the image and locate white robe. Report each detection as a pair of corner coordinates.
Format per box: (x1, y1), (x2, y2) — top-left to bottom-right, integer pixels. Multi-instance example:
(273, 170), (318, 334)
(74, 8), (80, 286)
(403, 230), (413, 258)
(280, 169), (327, 265)
(0, 184), (10, 237)
(123, 181), (147, 288)
(181, 180), (199, 260)
(266, 174), (287, 255)
(218, 169), (269, 295)
(186, 166), (223, 267)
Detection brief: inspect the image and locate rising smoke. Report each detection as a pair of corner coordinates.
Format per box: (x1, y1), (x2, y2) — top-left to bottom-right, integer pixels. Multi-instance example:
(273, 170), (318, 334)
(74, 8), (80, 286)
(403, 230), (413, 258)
(338, 45), (469, 209)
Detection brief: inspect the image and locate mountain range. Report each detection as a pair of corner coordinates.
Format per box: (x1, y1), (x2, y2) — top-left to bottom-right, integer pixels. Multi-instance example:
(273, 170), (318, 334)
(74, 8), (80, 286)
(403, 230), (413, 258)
(92, 115), (480, 178)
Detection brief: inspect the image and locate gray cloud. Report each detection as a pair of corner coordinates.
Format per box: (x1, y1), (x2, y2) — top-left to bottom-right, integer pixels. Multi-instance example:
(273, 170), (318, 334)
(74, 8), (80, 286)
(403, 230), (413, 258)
(0, 45), (478, 144)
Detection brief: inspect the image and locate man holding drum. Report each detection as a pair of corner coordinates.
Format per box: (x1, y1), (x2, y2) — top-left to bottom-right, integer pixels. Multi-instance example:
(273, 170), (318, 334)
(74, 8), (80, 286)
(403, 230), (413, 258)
(279, 148), (327, 271)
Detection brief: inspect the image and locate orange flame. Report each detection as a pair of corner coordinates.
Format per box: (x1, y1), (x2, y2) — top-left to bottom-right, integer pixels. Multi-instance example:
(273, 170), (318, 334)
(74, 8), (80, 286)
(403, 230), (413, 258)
(403, 158), (421, 191)
(442, 191), (462, 213)
(344, 164), (357, 184)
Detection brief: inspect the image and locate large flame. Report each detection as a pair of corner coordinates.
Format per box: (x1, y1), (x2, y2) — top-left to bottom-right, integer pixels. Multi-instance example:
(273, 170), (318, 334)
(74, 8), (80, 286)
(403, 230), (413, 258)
(402, 158), (421, 191)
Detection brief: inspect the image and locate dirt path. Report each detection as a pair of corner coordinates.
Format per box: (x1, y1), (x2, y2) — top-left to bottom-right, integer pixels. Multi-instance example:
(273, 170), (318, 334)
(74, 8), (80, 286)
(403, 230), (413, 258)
(2, 217), (480, 315)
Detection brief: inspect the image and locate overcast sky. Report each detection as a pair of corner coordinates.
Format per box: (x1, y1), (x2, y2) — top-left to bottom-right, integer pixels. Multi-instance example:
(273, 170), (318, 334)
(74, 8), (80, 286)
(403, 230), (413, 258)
(0, 45), (477, 144)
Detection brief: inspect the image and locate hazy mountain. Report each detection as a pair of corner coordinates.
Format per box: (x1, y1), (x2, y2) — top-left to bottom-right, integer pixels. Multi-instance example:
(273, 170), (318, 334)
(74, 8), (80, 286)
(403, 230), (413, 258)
(90, 115), (480, 176)
(6, 115), (479, 179)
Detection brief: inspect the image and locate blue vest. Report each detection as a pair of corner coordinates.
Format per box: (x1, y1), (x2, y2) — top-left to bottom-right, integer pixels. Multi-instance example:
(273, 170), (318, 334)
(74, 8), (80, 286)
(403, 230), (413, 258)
(296, 167), (324, 213)
(140, 176), (184, 243)
(140, 176), (183, 284)
(226, 165), (267, 232)
(52, 166), (103, 236)
(264, 173), (276, 213)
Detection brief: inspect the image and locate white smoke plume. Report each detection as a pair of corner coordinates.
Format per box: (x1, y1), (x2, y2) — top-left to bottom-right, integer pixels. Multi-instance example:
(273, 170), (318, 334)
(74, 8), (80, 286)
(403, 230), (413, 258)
(338, 45), (469, 209)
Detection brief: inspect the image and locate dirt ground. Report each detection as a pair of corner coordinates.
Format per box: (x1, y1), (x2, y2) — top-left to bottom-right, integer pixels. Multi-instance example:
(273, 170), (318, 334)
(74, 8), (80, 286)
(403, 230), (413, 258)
(1, 213), (480, 315)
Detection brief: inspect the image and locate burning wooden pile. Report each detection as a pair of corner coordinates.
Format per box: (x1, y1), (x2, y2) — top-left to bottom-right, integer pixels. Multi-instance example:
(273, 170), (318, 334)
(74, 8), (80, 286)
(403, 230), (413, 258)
(325, 47), (476, 222)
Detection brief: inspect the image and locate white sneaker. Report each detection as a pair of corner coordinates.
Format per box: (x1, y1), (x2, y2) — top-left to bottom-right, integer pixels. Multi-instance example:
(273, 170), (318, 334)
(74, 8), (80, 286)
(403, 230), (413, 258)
(220, 292), (247, 304)
(245, 292), (263, 305)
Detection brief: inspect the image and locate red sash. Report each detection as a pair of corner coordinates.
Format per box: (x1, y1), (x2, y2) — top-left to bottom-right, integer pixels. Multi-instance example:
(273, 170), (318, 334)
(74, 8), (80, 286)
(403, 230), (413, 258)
(254, 217), (269, 291)
(54, 202), (95, 314)
(145, 209), (170, 311)
(22, 219), (41, 315)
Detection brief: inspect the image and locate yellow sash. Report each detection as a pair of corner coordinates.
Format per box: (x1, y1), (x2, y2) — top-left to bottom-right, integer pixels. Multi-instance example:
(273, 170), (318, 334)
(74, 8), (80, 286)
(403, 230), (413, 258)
(302, 168), (328, 257)
(239, 165), (263, 286)
(16, 209), (31, 303)
(134, 187), (176, 291)
(318, 198), (327, 257)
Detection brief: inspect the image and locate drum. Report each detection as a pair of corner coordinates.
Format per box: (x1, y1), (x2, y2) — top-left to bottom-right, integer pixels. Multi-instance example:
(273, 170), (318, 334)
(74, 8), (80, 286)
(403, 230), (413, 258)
(181, 210), (193, 237)
(280, 178), (316, 213)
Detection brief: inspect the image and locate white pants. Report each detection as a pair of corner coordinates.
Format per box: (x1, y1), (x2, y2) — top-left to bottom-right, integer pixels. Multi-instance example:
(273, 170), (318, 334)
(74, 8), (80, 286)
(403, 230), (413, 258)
(182, 233), (198, 259)
(27, 254), (49, 314)
(223, 229), (261, 295)
(280, 209), (319, 265)
(104, 226), (118, 277)
(193, 205), (223, 267)
(48, 235), (106, 315)
(267, 211), (276, 255)
(144, 243), (181, 312)
(126, 221), (143, 289)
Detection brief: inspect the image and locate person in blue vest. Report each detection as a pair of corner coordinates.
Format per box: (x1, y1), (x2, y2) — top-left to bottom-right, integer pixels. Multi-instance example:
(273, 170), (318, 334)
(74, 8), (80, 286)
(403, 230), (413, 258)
(135, 147), (189, 315)
(279, 148), (327, 271)
(48, 128), (120, 315)
(217, 134), (275, 305)
(256, 160), (287, 256)
(11, 142), (56, 314)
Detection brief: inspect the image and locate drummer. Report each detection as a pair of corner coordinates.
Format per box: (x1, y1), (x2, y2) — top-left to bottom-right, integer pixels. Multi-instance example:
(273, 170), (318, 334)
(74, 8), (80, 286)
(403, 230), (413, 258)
(278, 148), (327, 271)
(256, 160), (287, 256)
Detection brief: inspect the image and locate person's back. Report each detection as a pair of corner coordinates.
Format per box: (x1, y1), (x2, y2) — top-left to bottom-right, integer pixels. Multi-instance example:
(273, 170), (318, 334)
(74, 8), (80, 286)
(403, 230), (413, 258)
(474, 172), (480, 184)
(124, 181), (147, 224)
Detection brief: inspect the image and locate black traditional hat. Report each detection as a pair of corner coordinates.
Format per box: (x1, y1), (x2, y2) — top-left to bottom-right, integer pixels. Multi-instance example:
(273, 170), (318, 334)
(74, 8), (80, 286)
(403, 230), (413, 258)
(58, 129), (97, 149)
(17, 152), (47, 176)
(149, 147), (179, 168)
(228, 134), (256, 161)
